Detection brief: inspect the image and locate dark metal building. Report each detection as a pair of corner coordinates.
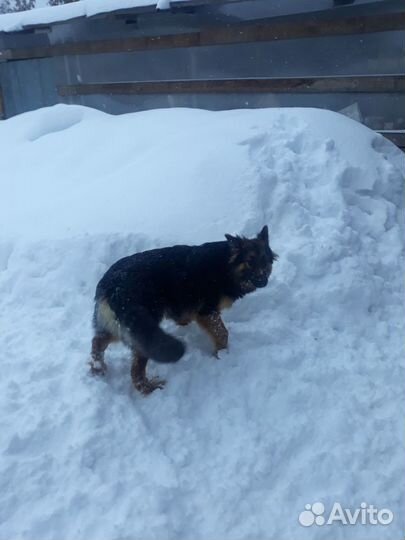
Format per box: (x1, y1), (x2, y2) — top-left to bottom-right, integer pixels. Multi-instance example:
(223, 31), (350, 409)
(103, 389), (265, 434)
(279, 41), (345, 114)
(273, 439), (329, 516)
(0, 0), (404, 146)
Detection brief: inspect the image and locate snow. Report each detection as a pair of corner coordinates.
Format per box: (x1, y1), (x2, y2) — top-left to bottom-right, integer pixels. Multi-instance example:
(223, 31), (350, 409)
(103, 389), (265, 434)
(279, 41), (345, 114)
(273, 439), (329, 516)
(0, 2), (84, 31)
(0, 104), (404, 540)
(0, 0), (178, 32)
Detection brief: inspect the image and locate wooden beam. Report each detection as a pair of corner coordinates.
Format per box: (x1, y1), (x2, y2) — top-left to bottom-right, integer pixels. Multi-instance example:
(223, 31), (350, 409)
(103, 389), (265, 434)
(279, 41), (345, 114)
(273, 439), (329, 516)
(171, 0), (244, 6)
(86, 0), (242, 19)
(58, 76), (405, 96)
(1, 11), (404, 62)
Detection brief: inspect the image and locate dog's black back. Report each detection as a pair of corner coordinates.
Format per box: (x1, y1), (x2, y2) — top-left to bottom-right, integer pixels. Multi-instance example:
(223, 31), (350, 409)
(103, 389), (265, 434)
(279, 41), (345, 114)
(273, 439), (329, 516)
(98, 242), (236, 319)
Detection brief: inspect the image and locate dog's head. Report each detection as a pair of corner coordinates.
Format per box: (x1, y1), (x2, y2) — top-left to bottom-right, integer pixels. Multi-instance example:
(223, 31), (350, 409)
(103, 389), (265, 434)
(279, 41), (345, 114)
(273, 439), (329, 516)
(225, 225), (278, 293)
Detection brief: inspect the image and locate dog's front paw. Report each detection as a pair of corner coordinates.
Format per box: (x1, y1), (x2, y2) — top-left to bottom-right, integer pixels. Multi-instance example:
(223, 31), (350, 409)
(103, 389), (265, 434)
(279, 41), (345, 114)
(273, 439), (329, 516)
(213, 347), (228, 359)
(89, 359), (107, 376)
(133, 376), (166, 395)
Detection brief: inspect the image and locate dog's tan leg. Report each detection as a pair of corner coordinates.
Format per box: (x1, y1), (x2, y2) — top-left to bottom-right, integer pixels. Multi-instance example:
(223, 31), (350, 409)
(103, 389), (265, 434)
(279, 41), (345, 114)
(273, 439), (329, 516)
(131, 350), (166, 395)
(90, 333), (113, 375)
(196, 312), (229, 355)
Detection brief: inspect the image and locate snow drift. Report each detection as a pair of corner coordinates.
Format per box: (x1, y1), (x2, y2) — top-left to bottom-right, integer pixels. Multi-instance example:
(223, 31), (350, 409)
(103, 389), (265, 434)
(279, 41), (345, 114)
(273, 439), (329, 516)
(0, 105), (404, 540)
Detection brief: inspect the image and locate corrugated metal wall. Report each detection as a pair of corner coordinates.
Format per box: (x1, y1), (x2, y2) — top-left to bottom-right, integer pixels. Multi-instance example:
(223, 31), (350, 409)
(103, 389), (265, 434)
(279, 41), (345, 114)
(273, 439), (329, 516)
(0, 0), (404, 133)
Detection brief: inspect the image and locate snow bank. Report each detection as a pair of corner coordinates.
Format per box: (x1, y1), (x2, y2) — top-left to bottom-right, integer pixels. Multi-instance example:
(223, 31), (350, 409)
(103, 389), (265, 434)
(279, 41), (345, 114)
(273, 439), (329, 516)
(0, 2), (84, 32)
(0, 0), (181, 32)
(0, 105), (404, 540)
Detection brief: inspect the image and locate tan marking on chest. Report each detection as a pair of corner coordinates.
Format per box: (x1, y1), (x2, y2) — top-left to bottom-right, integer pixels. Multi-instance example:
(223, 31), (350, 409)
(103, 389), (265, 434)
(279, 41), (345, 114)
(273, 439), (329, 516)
(218, 295), (234, 311)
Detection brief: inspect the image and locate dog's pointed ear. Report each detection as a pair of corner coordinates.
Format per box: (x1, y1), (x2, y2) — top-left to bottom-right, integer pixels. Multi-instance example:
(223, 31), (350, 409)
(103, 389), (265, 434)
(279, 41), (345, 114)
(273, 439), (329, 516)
(257, 225), (269, 244)
(225, 233), (243, 253)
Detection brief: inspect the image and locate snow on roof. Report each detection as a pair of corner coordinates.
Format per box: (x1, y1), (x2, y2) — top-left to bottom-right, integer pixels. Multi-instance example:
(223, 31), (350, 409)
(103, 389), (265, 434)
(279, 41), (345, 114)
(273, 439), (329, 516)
(0, 0), (202, 33)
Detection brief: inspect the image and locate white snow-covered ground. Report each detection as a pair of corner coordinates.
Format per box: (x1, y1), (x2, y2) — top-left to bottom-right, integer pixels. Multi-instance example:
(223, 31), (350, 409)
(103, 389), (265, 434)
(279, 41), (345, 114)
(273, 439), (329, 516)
(0, 105), (404, 540)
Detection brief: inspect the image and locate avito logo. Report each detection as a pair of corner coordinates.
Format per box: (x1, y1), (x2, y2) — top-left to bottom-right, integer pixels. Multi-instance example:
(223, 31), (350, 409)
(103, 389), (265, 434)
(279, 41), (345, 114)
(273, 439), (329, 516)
(298, 502), (393, 527)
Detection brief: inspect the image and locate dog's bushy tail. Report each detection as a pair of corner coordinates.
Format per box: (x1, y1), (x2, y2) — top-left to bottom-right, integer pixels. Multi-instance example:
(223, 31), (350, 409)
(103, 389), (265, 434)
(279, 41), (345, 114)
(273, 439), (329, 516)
(122, 306), (185, 363)
(94, 298), (185, 363)
(138, 325), (185, 363)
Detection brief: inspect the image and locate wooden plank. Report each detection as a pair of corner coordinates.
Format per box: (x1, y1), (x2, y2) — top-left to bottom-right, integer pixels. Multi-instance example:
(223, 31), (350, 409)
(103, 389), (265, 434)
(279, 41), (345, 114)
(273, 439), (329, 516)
(86, 0), (244, 19)
(171, 0), (243, 6)
(2, 11), (405, 62)
(58, 76), (405, 96)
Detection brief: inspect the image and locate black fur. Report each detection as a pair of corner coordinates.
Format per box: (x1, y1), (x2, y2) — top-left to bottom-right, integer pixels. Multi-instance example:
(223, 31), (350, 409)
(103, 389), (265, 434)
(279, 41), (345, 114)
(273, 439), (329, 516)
(93, 226), (277, 368)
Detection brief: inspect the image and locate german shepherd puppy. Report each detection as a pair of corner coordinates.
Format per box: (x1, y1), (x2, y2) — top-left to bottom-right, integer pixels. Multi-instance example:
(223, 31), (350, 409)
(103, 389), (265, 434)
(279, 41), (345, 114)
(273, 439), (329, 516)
(90, 226), (277, 395)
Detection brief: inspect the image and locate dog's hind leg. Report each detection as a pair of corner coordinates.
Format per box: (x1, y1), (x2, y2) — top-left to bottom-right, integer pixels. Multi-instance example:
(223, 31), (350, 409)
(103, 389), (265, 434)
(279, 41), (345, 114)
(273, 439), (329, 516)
(131, 350), (166, 396)
(90, 333), (113, 375)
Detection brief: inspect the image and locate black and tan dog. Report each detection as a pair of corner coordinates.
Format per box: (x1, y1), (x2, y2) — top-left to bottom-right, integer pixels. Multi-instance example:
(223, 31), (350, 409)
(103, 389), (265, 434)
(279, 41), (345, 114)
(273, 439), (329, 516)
(90, 226), (277, 394)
